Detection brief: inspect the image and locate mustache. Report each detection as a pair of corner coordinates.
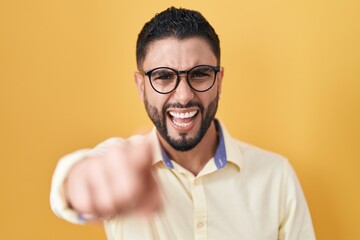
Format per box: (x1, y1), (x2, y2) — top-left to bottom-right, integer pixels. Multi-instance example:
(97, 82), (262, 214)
(162, 101), (204, 113)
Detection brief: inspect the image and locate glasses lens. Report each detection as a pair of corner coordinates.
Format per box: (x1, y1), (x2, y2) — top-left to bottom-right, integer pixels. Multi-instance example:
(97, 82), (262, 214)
(150, 68), (177, 93)
(188, 66), (216, 91)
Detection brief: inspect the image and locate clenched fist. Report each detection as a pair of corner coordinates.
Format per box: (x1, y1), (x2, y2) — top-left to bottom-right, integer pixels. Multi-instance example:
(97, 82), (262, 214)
(64, 137), (160, 220)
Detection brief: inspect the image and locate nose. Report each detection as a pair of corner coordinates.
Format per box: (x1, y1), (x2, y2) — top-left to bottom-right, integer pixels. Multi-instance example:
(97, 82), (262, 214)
(172, 75), (194, 105)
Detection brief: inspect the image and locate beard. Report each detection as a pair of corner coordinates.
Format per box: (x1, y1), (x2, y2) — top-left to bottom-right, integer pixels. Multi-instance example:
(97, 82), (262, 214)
(144, 94), (219, 152)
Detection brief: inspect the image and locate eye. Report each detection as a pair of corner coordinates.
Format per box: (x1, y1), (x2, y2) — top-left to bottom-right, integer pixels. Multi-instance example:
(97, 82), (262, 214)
(193, 72), (208, 77)
(152, 70), (176, 81)
(189, 67), (213, 79)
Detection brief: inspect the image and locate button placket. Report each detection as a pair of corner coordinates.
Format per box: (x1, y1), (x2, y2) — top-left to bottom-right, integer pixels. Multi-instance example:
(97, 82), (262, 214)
(191, 178), (208, 240)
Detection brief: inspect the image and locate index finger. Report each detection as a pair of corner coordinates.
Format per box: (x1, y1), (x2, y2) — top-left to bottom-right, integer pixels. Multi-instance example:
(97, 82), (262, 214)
(128, 135), (154, 172)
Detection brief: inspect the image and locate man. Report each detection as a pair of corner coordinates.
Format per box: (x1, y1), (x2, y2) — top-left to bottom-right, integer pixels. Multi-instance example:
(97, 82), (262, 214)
(50, 7), (316, 240)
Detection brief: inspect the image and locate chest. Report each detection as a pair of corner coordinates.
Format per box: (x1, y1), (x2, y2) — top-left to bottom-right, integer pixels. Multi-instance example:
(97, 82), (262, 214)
(106, 166), (282, 240)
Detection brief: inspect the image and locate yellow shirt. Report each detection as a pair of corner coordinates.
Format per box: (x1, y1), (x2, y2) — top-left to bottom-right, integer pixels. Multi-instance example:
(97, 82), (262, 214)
(50, 121), (315, 240)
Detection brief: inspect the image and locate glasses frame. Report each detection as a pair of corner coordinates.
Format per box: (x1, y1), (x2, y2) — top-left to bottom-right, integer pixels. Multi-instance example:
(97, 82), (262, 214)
(143, 65), (221, 94)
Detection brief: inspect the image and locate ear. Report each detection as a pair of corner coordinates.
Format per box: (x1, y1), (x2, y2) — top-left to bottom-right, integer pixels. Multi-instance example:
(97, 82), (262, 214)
(216, 67), (224, 96)
(134, 72), (145, 101)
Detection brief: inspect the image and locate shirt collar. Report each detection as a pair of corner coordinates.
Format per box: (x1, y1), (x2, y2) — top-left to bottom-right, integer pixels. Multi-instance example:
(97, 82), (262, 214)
(213, 119), (227, 169)
(217, 121), (243, 170)
(149, 119), (242, 170)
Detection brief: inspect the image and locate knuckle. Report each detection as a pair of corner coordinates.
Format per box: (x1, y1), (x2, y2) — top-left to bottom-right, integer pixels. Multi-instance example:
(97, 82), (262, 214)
(69, 191), (93, 214)
(94, 198), (117, 216)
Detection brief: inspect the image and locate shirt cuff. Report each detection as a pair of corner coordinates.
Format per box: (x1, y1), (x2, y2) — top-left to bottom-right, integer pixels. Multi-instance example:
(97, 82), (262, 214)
(50, 149), (93, 224)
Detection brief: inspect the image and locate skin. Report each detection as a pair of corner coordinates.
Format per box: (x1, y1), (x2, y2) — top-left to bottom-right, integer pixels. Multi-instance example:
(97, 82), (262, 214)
(65, 37), (224, 219)
(135, 37), (224, 175)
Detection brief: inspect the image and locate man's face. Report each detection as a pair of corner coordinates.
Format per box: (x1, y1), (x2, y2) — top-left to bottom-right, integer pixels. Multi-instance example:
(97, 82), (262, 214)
(135, 37), (223, 151)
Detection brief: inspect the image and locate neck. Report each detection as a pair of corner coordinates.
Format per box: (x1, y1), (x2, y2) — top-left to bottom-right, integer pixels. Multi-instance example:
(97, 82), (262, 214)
(158, 121), (218, 176)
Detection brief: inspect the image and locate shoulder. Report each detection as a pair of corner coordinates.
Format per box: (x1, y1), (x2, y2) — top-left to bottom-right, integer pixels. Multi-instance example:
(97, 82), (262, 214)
(232, 138), (293, 176)
(237, 140), (288, 164)
(218, 120), (291, 173)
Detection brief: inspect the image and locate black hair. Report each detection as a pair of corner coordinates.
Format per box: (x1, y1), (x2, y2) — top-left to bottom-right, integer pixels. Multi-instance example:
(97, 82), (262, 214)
(136, 7), (220, 69)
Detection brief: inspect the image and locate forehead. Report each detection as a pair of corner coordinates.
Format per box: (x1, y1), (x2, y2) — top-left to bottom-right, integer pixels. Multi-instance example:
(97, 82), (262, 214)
(142, 37), (217, 71)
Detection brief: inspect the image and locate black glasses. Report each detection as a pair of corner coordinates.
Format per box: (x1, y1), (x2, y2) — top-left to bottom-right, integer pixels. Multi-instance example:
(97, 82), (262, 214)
(143, 65), (220, 94)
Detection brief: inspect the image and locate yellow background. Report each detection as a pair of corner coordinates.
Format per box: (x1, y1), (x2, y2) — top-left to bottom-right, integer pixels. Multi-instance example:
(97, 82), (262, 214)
(0, 0), (359, 239)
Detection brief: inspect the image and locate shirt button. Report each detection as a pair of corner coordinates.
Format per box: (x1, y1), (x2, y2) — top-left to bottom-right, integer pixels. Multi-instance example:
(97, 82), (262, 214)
(197, 222), (204, 229)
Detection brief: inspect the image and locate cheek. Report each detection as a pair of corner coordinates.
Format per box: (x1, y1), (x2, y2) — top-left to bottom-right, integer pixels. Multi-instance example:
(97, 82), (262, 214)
(198, 89), (219, 107)
(144, 83), (169, 109)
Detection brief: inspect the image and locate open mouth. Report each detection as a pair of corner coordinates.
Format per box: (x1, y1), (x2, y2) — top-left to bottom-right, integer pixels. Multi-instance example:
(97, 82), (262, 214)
(167, 109), (199, 128)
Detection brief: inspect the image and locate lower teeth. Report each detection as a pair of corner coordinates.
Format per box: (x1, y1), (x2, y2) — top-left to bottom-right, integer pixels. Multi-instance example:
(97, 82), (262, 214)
(173, 121), (191, 127)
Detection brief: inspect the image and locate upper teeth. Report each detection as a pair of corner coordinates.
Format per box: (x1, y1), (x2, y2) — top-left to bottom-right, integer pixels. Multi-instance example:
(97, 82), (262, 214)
(169, 110), (197, 119)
